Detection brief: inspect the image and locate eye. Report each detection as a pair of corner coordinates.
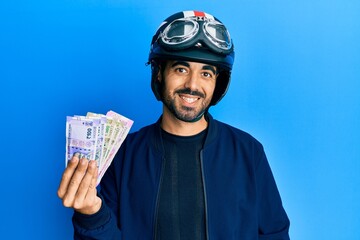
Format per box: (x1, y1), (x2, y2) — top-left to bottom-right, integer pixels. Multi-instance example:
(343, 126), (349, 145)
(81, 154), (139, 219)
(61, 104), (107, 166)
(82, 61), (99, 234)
(175, 67), (188, 74)
(202, 71), (214, 79)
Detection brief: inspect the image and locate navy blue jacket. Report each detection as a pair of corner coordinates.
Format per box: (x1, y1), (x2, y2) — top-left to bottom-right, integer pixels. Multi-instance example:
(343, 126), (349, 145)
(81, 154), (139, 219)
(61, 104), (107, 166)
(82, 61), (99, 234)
(73, 114), (290, 239)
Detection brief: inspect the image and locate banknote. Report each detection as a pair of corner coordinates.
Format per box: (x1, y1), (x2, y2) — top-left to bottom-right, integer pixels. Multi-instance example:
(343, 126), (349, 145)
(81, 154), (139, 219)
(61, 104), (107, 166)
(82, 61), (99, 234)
(65, 111), (133, 185)
(66, 116), (98, 164)
(87, 113), (115, 166)
(85, 113), (107, 169)
(97, 110), (134, 183)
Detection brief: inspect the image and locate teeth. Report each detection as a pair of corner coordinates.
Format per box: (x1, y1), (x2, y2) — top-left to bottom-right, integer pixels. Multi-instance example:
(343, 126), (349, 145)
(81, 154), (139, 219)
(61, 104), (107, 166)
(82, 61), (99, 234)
(181, 96), (198, 103)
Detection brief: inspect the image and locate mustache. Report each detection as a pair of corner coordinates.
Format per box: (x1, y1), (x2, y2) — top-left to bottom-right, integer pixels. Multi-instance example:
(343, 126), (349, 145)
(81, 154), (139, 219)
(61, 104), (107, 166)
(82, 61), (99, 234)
(175, 88), (205, 98)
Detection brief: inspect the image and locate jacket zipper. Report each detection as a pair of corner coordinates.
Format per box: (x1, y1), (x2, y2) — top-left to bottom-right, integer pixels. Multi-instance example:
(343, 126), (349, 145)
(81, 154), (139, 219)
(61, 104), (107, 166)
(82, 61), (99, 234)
(153, 156), (166, 240)
(200, 150), (210, 240)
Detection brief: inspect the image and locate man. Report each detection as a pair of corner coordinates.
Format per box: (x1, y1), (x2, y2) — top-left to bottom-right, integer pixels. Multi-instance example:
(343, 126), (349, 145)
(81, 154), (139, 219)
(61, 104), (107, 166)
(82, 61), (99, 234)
(58, 10), (290, 239)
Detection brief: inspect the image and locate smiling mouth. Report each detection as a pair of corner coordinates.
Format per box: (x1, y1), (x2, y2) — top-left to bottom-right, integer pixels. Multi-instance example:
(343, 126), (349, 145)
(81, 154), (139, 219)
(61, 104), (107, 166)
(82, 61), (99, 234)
(180, 95), (200, 104)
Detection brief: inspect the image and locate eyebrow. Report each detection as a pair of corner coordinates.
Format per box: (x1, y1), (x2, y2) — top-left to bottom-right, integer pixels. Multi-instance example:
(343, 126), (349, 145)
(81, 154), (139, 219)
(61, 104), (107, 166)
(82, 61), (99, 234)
(171, 61), (217, 75)
(171, 61), (190, 68)
(202, 65), (217, 75)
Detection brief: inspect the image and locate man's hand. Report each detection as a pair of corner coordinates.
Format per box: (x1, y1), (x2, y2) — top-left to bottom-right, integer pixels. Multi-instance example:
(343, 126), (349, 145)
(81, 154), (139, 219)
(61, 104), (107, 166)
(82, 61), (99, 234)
(57, 154), (102, 215)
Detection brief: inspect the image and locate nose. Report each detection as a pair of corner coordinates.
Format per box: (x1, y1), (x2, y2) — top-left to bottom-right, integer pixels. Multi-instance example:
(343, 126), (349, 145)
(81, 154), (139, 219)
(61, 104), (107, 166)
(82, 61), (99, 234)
(184, 72), (200, 91)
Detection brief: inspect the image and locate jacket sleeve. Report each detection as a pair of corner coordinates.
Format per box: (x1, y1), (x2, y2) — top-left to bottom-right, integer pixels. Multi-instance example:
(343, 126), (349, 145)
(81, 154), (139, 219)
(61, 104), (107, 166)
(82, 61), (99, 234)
(256, 149), (290, 240)
(72, 152), (123, 240)
(72, 193), (122, 240)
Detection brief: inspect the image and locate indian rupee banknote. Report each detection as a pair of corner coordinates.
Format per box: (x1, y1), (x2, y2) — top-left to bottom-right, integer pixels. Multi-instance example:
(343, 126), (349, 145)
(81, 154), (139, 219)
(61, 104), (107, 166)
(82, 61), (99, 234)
(65, 110), (133, 185)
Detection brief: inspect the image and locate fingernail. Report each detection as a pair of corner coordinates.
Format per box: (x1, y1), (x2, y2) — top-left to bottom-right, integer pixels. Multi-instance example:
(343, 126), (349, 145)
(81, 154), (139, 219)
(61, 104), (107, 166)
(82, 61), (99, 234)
(73, 152), (80, 158)
(89, 160), (95, 168)
(80, 158), (87, 165)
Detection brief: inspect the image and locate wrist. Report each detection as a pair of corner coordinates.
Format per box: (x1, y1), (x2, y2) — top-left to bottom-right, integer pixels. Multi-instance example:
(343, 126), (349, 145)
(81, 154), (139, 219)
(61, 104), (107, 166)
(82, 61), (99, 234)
(77, 196), (102, 215)
(72, 196), (111, 230)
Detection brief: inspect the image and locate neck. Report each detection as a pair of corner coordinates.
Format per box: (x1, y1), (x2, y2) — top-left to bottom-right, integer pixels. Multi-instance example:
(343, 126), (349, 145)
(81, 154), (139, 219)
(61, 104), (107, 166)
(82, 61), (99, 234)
(161, 108), (208, 136)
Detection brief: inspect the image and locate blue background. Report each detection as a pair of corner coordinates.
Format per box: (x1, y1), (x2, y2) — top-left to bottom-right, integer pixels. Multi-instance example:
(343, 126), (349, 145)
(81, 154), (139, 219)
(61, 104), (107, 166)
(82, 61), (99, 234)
(1, 0), (359, 239)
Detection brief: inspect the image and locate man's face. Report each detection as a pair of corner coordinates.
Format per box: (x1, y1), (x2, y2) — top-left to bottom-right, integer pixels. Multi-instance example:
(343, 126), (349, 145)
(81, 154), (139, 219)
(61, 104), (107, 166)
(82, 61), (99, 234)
(159, 60), (217, 122)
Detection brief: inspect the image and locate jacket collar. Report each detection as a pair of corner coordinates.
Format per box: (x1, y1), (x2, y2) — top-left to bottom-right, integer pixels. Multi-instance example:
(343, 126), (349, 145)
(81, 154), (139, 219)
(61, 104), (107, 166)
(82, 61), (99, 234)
(203, 113), (218, 148)
(152, 113), (218, 154)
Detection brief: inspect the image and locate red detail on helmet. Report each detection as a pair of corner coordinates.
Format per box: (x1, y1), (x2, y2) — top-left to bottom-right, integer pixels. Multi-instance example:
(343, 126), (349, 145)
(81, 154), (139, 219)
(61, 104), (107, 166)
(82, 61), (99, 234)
(193, 11), (205, 17)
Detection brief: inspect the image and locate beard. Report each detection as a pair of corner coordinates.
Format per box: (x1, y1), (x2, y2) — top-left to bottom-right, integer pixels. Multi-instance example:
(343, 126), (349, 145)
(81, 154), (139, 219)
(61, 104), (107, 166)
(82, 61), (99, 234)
(162, 88), (211, 123)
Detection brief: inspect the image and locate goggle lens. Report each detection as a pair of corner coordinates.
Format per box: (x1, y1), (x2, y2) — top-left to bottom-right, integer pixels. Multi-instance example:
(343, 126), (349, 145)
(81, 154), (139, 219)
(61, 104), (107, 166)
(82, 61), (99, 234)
(204, 21), (232, 50)
(163, 20), (198, 44)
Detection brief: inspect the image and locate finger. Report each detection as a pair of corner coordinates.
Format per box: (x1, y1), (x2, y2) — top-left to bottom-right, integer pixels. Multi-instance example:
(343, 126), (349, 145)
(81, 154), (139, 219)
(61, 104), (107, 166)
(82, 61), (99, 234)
(83, 166), (102, 214)
(85, 164), (99, 202)
(57, 154), (80, 199)
(62, 157), (89, 207)
(73, 160), (98, 209)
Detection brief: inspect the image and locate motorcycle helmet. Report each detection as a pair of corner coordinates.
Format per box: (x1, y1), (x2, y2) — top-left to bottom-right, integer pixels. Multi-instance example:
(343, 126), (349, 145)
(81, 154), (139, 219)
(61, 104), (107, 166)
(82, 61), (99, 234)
(148, 10), (235, 106)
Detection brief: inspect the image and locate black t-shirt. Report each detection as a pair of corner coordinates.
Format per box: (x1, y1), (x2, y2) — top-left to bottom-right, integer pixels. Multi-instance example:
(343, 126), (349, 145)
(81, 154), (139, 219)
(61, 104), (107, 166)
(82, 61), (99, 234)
(156, 128), (207, 240)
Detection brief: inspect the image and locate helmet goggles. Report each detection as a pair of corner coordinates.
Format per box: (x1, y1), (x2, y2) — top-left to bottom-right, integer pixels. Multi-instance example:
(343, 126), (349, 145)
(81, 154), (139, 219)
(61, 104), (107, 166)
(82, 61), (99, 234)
(158, 16), (233, 55)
